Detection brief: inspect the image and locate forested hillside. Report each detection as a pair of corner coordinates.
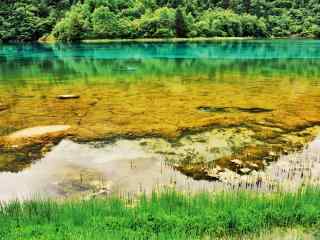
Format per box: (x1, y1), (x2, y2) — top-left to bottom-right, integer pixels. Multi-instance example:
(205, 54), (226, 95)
(1, 0), (320, 42)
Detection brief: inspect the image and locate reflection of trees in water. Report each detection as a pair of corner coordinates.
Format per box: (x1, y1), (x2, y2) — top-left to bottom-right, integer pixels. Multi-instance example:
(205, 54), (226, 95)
(48, 40), (320, 60)
(1, 42), (320, 86)
(2, 41), (320, 60)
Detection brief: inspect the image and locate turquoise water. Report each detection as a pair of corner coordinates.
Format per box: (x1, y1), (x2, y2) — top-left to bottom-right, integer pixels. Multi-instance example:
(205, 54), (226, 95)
(1, 40), (320, 86)
(1, 40), (320, 60)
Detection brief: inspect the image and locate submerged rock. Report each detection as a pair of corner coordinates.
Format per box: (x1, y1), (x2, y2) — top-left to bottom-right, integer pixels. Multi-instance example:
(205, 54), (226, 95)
(57, 95), (80, 100)
(231, 159), (243, 166)
(240, 168), (251, 174)
(88, 99), (99, 106)
(38, 34), (56, 43)
(198, 106), (273, 114)
(2, 125), (71, 148)
(0, 104), (8, 112)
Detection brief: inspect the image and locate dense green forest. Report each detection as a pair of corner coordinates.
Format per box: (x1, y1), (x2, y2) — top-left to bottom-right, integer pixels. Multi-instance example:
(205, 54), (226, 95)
(1, 0), (320, 42)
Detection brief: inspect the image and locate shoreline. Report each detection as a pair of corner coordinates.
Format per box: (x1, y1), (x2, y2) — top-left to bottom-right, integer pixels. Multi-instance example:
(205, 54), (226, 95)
(81, 37), (255, 44)
(34, 36), (319, 44)
(81, 37), (320, 44)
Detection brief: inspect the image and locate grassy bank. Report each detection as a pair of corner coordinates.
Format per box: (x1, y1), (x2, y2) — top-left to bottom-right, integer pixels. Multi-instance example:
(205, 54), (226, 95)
(40, 36), (313, 44)
(1, 188), (320, 240)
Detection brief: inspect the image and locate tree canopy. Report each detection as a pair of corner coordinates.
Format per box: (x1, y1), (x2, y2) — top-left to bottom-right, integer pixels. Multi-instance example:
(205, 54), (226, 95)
(1, 0), (320, 42)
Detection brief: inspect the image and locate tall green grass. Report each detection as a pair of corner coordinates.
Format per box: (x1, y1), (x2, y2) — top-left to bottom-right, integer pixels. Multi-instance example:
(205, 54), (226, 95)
(0, 188), (320, 240)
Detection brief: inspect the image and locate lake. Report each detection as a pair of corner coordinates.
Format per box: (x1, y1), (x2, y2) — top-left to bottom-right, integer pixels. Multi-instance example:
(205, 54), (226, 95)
(1, 40), (320, 200)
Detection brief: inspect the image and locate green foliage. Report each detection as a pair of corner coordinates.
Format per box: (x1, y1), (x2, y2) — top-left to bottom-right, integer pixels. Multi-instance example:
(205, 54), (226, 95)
(241, 14), (268, 37)
(1, 0), (320, 41)
(92, 6), (131, 38)
(310, 25), (320, 38)
(196, 10), (267, 37)
(0, 0), (74, 42)
(53, 4), (91, 41)
(0, 188), (320, 239)
(137, 7), (176, 38)
(267, 14), (293, 37)
(197, 10), (242, 37)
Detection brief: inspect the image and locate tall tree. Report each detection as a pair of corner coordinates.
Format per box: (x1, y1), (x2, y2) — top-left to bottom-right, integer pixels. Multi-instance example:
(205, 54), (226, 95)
(222, 0), (230, 9)
(171, 0), (183, 8)
(175, 7), (188, 37)
(243, 0), (251, 13)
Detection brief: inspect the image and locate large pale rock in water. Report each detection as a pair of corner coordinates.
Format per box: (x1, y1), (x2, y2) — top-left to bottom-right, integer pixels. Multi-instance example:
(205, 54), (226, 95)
(1, 125), (71, 148)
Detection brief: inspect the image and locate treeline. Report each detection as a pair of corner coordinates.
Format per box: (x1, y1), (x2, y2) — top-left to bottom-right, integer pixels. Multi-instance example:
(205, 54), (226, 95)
(1, 0), (320, 42)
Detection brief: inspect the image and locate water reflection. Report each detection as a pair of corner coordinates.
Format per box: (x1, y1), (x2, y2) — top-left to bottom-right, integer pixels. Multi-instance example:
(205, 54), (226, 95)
(1, 137), (320, 202)
(1, 41), (320, 87)
(2, 40), (320, 60)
